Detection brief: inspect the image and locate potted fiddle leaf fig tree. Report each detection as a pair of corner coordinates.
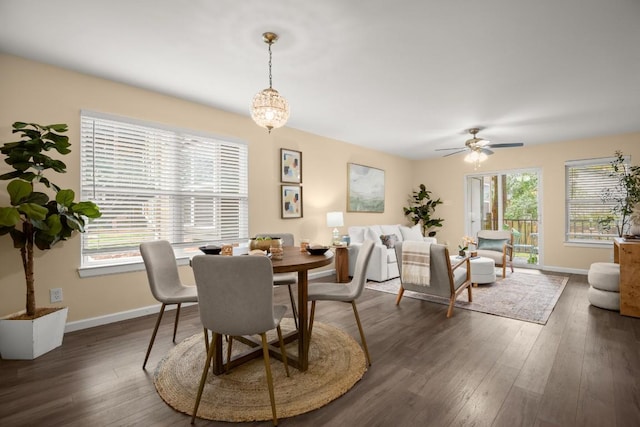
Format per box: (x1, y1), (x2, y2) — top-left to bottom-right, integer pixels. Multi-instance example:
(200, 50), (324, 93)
(0, 122), (101, 359)
(403, 183), (444, 237)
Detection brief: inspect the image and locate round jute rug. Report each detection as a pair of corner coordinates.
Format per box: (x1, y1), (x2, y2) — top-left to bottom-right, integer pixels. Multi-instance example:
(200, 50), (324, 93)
(153, 319), (367, 422)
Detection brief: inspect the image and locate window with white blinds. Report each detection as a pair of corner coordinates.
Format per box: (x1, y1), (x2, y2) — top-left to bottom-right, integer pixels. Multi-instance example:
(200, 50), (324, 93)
(80, 111), (249, 268)
(565, 157), (625, 243)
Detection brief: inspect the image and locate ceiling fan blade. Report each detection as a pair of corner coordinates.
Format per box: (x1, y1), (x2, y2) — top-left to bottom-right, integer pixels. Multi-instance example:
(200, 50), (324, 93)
(443, 149), (467, 157)
(485, 142), (524, 148)
(480, 148), (494, 155)
(435, 146), (466, 151)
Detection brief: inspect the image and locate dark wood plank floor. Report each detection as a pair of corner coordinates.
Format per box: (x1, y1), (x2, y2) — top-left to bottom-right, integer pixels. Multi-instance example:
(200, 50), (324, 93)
(1, 273), (639, 426)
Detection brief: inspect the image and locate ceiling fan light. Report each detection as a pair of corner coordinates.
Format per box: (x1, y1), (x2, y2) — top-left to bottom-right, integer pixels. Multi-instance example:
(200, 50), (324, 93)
(464, 151), (479, 163)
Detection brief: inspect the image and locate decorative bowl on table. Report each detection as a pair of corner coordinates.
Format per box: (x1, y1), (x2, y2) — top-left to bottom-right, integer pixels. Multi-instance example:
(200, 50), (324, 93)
(199, 245), (221, 255)
(307, 245), (330, 256)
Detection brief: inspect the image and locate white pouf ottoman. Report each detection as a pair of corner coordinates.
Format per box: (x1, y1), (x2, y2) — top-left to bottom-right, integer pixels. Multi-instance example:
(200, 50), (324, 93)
(587, 262), (620, 311)
(469, 256), (496, 285)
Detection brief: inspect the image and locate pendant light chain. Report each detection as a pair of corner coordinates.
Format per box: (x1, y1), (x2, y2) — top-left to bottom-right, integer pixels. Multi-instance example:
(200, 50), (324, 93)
(268, 41), (273, 89)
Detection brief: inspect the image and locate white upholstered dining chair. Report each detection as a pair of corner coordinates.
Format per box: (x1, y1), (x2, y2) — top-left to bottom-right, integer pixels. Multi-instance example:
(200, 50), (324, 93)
(139, 240), (199, 370)
(307, 239), (375, 366)
(190, 255), (289, 425)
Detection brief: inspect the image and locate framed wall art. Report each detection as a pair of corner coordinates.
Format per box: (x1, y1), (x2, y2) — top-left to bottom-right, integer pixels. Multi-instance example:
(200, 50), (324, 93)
(281, 185), (303, 218)
(347, 163), (385, 213)
(281, 148), (302, 183)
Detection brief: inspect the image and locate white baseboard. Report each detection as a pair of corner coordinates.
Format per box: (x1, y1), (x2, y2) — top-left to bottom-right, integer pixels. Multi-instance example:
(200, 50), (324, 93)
(65, 269), (336, 333)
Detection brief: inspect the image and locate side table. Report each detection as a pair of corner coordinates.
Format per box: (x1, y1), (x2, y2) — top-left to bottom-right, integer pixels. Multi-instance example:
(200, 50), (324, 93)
(332, 246), (350, 283)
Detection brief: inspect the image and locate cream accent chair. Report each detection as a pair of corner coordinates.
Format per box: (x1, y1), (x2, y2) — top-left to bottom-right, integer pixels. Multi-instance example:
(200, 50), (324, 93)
(395, 242), (472, 318)
(475, 230), (514, 278)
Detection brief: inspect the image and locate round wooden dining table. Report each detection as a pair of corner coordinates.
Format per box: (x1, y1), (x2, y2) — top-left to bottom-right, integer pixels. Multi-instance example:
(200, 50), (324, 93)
(209, 246), (333, 374)
(271, 246), (333, 371)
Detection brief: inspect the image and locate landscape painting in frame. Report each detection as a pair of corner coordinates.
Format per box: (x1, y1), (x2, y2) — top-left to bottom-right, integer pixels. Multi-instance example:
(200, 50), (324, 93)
(347, 163), (385, 213)
(281, 148), (302, 183)
(281, 185), (303, 218)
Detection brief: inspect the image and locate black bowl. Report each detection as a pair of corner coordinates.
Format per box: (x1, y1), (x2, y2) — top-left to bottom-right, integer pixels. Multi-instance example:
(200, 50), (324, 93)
(199, 245), (221, 255)
(307, 246), (329, 256)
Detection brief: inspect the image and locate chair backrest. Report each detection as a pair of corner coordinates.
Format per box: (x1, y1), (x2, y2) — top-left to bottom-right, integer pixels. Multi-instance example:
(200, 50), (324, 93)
(395, 242), (455, 296)
(476, 230), (513, 252)
(191, 255), (276, 336)
(427, 244), (454, 290)
(347, 239), (376, 299)
(255, 233), (294, 247)
(140, 240), (183, 303)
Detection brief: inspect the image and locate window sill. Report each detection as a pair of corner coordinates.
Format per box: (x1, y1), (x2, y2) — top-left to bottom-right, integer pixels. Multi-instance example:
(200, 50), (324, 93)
(78, 257), (192, 278)
(563, 240), (613, 249)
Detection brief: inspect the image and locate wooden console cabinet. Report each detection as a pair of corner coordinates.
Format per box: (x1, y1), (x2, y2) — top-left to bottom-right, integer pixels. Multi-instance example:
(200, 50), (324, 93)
(613, 238), (640, 318)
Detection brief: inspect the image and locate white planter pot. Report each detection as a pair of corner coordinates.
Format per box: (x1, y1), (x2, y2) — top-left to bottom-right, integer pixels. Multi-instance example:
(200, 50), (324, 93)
(0, 307), (68, 360)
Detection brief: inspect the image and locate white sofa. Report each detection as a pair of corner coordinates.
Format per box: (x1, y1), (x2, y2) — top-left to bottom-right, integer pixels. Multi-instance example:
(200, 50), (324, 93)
(348, 224), (437, 282)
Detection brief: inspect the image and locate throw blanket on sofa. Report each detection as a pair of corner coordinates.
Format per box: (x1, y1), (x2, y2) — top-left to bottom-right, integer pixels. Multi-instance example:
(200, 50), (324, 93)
(401, 241), (430, 286)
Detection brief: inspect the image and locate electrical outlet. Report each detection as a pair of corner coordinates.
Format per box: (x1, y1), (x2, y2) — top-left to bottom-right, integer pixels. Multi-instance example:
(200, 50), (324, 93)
(50, 288), (63, 303)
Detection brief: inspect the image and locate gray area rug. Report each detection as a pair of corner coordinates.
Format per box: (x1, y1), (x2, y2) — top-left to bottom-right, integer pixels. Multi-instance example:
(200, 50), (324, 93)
(366, 270), (569, 325)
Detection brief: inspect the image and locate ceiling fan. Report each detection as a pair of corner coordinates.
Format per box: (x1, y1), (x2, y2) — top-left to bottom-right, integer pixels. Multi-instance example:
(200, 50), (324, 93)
(436, 128), (524, 159)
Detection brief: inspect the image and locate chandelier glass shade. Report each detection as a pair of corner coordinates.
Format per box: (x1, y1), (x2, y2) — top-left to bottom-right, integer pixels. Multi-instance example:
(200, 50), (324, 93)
(251, 32), (289, 132)
(251, 87), (289, 132)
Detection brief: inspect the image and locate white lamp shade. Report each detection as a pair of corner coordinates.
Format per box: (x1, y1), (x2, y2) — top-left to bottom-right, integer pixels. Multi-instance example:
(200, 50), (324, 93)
(326, 211), (344, 228)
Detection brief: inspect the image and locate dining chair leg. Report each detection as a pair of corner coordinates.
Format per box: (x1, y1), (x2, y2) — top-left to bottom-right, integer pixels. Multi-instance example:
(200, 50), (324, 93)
(172, 303), (182, 342)
(276, 325), (290, 377)
(203, 328), (209, 353)
(191, 332), (217, 424)
(143, 303), (166, 369)
(351, 301), (371, 366)
(287, 285), (299, 329)
(308, 301), (317, 340)
(395, 286), (405, 305)
(261, 332), (278, 426)
(226, 336), (233, 373)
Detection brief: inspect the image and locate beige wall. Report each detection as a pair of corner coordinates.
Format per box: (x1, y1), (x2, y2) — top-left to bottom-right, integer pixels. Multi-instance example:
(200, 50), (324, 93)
(0, 54), (412, 322)
(1, 53), (639, 325)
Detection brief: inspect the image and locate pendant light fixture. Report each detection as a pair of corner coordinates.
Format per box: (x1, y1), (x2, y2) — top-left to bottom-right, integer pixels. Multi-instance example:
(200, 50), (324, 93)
(251, 32), (290, 133)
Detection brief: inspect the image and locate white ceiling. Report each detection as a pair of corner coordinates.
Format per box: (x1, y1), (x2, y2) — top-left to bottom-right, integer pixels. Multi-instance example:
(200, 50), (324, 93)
(1, 0), (639, 159)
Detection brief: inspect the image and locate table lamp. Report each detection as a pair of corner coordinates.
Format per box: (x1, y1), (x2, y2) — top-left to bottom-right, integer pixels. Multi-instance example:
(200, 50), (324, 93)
(326, 211), (344, 245)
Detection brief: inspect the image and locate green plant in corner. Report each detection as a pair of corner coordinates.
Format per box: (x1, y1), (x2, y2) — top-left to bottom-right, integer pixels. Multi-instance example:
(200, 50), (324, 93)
(403, 183), (444, 237)
(601, 150), (640, 237)
(0, 122), (101, 318)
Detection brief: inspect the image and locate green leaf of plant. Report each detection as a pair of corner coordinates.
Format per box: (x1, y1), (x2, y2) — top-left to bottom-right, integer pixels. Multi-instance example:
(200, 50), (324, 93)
(26, 191), (49, 205)
(10, 228), (26, 248)
(63, 214), (83, 231)
(72, 201), (102, 218)
(7, 179), (32, 205)
(56, 189), (75, 207)
(0, 170), (21, 181)
(0, 207), (21, 227)
(48, 124), (68, 132)
(18, 203), (48, 220)
(45, 214), (63, 236)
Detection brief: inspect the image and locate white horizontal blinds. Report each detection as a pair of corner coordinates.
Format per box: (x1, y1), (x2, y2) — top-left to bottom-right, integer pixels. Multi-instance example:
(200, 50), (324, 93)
(80, 112), (248, 266)
(566, 157), (621, 241)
